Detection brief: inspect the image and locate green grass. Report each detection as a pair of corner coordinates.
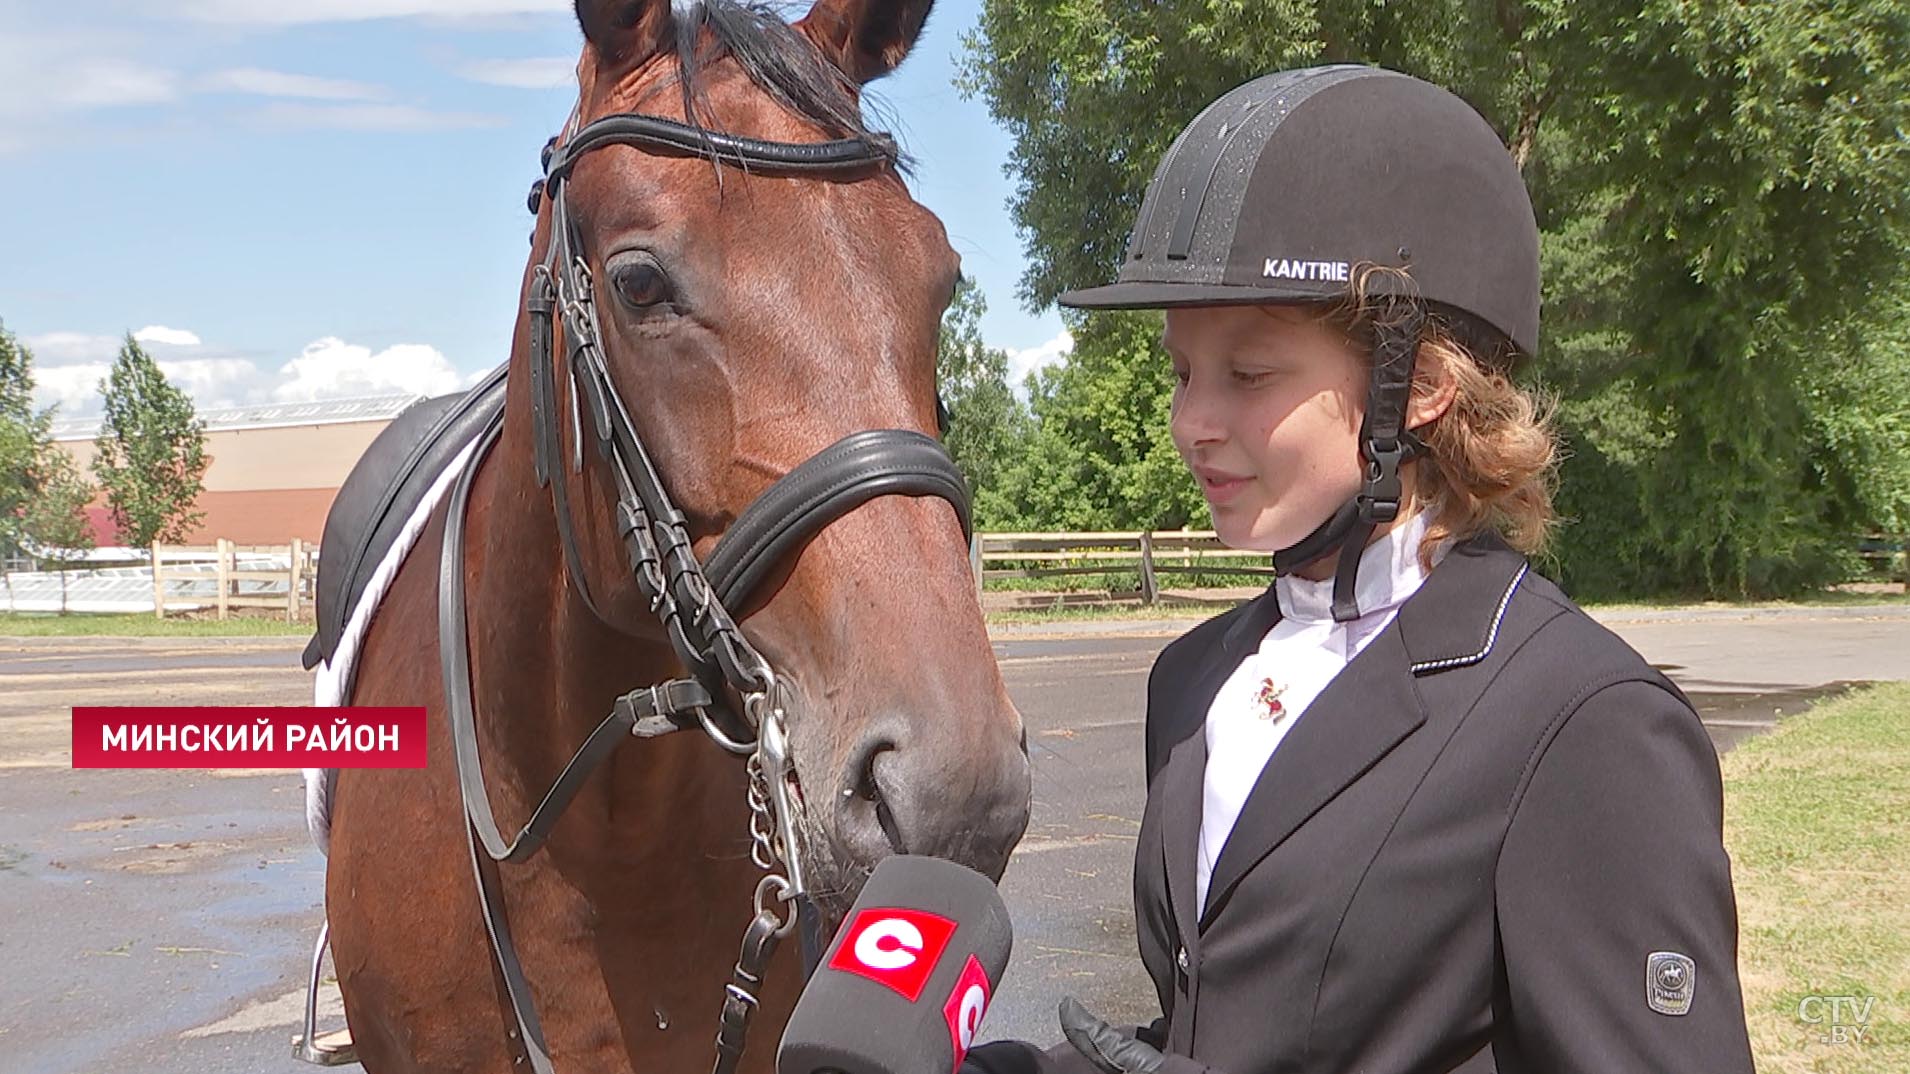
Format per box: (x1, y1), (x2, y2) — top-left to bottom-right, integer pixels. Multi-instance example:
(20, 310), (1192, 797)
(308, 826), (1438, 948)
(0, 612), (313, 637)
(1723, 682), (1910, 1072)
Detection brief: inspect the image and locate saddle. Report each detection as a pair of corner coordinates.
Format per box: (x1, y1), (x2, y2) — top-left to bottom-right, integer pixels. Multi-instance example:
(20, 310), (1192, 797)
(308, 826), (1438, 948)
(301, 363), (509, 671)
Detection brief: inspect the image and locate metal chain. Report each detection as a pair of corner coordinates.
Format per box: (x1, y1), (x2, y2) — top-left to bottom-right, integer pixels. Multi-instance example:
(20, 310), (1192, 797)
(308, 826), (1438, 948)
(712, 698), (803, 1074)
(745, 752), (777, 870)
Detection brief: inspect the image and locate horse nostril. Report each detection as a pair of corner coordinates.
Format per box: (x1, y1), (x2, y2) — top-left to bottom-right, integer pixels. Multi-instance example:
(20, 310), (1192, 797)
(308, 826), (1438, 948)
(855, 746), (882, 801)
(846, 738), (909, 855)
(868, 752), (908, 854)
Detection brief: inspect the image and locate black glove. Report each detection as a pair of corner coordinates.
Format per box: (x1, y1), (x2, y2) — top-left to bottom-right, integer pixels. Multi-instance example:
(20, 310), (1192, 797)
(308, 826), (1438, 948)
(1058, 997), (1165, 1074)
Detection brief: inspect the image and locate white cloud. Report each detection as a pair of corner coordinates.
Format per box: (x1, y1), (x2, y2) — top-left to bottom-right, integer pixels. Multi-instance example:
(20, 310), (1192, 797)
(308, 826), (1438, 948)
(1005, 330), (1074, 395)
(26, 329), (470, 419)
(25, 329), (260, 417)
(274, 337), (463, 401)
(134, 325), (203, 346)
(23, 332), (122, 366)
(155, 357), (268, 410)
(33, 363), (112, 417)
(0, 29), (181, 151)
(456, 56), (575, 90)
(249, 102), (503, 131)
(58, 60), (181, 109)
(199, 67), (388, 102)
(183, 0), (570, 24)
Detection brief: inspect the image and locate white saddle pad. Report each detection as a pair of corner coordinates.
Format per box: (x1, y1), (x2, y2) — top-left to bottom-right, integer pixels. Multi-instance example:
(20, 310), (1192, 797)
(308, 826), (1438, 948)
(304, 435), (485, 856)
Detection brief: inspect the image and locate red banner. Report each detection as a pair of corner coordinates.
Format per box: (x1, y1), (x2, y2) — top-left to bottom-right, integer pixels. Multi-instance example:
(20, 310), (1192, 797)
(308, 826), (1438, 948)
(71, 706), (427, 769)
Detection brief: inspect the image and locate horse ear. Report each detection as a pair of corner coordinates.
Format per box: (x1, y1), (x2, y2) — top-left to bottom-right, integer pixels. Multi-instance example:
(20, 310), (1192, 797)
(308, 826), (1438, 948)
(796, 0), (934, 84)
(574, 0), (673, 65)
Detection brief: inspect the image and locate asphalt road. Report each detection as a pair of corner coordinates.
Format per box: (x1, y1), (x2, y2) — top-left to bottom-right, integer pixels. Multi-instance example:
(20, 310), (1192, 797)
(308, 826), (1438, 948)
(0, 603), (1904, 1074)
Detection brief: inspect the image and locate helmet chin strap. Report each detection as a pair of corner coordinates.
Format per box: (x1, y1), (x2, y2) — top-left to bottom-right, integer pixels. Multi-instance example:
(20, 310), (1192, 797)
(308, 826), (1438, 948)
(1269, 300), (1427, 623)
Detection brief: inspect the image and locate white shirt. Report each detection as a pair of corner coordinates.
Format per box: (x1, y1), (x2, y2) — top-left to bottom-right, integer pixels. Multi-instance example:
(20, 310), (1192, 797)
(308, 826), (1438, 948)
(1196, 511), (1447, 913)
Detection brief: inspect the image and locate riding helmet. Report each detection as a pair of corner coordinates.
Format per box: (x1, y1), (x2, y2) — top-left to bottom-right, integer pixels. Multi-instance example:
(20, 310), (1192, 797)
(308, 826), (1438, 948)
(1059, 63), (1539, 360)
(1060, 65), (1541, 619)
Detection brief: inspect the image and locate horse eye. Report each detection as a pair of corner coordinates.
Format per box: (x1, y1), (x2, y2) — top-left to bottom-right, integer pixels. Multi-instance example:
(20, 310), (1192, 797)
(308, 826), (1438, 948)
(608, 257), (673, 310)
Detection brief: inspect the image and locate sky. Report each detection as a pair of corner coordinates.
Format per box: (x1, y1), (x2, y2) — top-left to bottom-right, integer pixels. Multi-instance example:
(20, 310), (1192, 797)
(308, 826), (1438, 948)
(0, 0), (1075, 425)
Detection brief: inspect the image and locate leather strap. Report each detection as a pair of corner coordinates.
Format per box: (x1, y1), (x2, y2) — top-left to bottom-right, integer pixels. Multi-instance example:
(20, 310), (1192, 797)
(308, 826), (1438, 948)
(441, 412), (721, 865)
(1269, 301), (1427, 622)
(545, 113), (892, 184)
(440, 407), (723, 1074)
(1329, 302), (1425, 621)
(704, 429), (972, 608)
(437, 411), (559, 1073)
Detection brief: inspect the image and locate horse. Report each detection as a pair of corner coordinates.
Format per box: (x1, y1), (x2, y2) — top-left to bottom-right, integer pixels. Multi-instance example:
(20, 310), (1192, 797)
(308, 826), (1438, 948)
(313, 2), (1031, 1071)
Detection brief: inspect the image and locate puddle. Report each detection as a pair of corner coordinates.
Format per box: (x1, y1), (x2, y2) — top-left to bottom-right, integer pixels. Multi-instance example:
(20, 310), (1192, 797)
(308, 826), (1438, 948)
(1683, 682), (1868, 753)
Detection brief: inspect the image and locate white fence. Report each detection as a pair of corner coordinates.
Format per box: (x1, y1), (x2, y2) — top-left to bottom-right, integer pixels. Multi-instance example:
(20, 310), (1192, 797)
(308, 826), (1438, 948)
(1, 541), (316, 618)
(152, 540), (316, 619)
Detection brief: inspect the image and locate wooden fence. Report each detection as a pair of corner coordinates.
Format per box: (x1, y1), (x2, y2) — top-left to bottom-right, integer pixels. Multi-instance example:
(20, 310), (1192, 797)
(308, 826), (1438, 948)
(124, 529), (1902, 622)
(1858, 533), (1908, 585)
(973, 530), (1274, 606)
(152, 540), (317, 620)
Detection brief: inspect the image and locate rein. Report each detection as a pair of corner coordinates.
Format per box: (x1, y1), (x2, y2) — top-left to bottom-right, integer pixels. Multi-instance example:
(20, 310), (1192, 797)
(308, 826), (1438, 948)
(439, 109), (971, 1074)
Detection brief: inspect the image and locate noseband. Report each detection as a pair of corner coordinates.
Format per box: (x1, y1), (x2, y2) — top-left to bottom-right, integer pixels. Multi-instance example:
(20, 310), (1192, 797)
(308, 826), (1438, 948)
(439, 109), (972, 1074)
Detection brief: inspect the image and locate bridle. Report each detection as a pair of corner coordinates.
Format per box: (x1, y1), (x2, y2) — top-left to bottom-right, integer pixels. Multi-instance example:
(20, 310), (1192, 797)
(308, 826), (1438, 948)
(438, 107), (972, 1074)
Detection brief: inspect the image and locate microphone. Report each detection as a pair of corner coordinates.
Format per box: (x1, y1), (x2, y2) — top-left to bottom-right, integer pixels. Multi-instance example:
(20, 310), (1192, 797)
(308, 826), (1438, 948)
(777, 855), (1013, 1074)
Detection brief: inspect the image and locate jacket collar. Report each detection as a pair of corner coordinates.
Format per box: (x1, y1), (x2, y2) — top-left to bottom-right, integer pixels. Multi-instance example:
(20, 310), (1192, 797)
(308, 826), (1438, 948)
(1392, 532), (1530, 675)
(1167, 532), (1531, 933)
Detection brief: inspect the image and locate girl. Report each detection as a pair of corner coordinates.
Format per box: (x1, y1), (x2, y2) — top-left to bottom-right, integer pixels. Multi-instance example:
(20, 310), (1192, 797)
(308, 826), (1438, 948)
(968, 64), (1756, 1074)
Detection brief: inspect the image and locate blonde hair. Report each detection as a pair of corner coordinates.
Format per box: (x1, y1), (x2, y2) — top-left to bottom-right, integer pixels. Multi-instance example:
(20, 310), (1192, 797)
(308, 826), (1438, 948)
(1310, 267), (1560, 566)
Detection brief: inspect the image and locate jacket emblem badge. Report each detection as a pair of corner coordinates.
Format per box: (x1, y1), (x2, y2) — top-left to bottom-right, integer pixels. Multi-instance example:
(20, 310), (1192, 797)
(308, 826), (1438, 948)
(1253, 678), (1288, 722)
(1646, 951), (1696, 1016)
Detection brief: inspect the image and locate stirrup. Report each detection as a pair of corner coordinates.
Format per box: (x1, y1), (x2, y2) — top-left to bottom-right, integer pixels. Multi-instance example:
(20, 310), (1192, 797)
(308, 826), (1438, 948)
(292, 920), (359, 1067)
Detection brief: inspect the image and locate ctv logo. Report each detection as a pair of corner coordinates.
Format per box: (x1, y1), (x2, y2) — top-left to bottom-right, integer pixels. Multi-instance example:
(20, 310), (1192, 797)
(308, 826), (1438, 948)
(826, 908), (956, 1001)
(943, 955), (991, 1067)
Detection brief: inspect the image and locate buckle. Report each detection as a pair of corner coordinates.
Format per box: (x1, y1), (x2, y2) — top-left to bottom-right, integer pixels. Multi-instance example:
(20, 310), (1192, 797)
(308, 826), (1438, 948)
(1357, 438), (1405, 524)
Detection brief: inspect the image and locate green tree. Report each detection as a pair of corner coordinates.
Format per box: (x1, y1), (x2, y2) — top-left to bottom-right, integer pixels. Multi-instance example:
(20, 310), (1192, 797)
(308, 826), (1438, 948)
(937, 279), (1034, 529)
(1, 319), (55, 559)
(21, 446), (97, 614)
(91, 334), (208, 546)
(1557, 2), (1910, 596)
(963, 0), (1910, 598)
(991, 310), (1207, 531)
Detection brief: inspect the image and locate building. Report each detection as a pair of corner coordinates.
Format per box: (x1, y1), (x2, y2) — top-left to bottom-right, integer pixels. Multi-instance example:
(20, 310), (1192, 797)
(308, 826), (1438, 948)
(50, 394), (422, 547)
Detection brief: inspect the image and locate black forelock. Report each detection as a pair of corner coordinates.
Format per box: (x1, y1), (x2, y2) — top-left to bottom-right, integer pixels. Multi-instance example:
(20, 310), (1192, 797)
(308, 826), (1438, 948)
(669, 1), (907, 170)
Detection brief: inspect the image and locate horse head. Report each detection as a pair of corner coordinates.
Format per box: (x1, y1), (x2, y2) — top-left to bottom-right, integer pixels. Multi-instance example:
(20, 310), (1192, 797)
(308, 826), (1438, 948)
(530, 0), (1031, 919)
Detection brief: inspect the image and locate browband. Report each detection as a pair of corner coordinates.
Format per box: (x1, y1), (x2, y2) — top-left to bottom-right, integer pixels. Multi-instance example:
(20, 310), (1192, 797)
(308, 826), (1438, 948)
(543, 112), (894, 185)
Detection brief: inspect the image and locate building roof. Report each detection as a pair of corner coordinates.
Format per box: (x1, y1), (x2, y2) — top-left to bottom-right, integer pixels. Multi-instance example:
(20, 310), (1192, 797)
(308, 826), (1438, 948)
(50, 392), (424, 440)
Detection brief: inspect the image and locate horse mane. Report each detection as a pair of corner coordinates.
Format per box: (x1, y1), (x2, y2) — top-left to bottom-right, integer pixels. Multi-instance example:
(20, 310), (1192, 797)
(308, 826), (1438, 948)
(667, 0), (909, 170)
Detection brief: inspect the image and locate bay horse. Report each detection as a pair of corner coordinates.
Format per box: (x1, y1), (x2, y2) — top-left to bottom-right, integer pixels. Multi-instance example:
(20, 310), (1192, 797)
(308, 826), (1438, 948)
(319, 2), (1031, 1071)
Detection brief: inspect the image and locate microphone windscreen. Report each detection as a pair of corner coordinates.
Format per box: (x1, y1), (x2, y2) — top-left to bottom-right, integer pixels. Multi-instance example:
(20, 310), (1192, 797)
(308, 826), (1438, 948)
(777, 855), (1012, 1074)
